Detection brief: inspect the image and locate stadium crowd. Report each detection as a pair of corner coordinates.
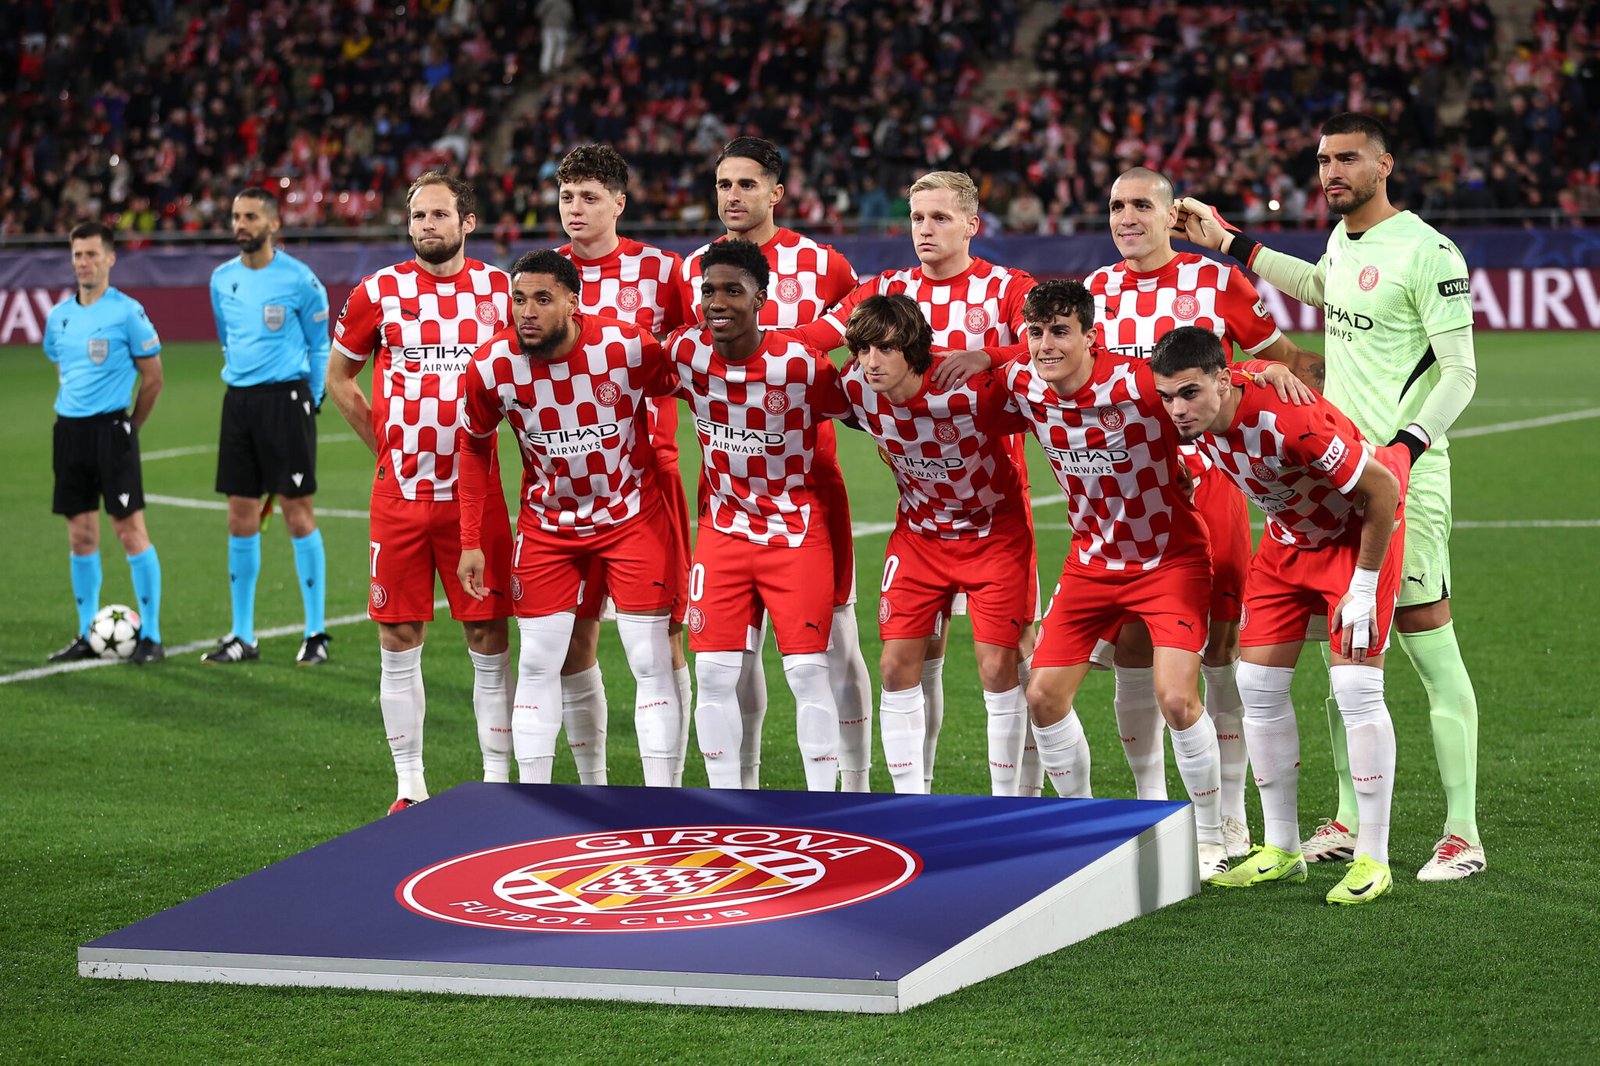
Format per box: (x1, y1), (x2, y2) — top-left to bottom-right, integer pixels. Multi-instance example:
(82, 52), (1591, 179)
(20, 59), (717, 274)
(1, 0), (1598, 240)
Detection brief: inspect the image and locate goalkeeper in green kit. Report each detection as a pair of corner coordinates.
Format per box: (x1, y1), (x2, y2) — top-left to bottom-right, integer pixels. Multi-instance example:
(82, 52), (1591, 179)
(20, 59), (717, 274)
(1175, 112), (1484, 882)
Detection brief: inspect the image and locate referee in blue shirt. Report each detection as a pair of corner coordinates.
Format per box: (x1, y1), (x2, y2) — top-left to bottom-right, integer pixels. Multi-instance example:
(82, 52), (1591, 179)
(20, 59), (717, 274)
(44, 221), (166, 664)
(204, 188), (332, 665)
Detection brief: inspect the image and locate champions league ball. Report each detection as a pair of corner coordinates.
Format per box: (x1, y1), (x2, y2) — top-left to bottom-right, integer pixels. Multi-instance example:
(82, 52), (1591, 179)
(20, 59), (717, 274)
(89, 604), (142, 660)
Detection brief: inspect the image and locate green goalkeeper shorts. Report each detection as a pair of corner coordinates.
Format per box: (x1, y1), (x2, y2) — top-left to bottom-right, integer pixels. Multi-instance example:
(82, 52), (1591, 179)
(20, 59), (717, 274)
(1399, 459), (1454, 609)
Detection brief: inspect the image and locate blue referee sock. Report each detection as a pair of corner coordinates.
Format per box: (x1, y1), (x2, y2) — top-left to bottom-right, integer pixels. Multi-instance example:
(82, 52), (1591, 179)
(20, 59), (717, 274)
(228, 534), (260, 646)
(126, 546), (162, 643)
(69, 552), (102, 637)
(291, 529), (326, 637)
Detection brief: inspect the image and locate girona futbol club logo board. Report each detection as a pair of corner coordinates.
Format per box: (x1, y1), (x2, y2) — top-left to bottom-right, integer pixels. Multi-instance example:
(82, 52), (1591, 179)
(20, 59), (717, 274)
(79, 784), (1198, 1012)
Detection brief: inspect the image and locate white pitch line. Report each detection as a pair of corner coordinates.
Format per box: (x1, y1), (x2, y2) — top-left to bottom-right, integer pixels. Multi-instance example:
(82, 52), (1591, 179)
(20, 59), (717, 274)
(1453, 407), (1600, 438)
(145, 494), (371, 520)
(144, 432), (358, 461)
(1029, 520), (1599, 532)
(0, 600), (447, 686)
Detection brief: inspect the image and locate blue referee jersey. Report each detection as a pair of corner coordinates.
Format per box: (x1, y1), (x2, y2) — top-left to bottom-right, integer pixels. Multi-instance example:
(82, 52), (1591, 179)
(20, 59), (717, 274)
(210, 249), (331, 404)
(44, 287), (162, 418)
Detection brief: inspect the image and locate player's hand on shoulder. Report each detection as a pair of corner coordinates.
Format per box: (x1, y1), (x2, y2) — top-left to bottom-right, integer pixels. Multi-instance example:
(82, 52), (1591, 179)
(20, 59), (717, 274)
(1254, 362), (1316, 406)
(929, 349), (992, 391)
(1173, 197), (1227, 251)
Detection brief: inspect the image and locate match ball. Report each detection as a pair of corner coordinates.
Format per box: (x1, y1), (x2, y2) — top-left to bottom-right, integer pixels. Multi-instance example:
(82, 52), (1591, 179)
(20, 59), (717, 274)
(89, 604), (142, 660)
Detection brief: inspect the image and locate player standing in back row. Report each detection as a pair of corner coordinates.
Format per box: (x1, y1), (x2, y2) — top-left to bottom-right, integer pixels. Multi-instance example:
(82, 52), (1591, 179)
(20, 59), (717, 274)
(326, 172), (516, 813)
(1178, 112), (1484, 881)
(205, 187), (331, 666)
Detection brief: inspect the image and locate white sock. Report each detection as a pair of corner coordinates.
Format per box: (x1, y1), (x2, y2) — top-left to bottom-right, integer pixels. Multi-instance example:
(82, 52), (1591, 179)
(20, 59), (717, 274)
(1202, 660), (1249, 823)
(1016, 656), (1043, 796)
(737, 627), (768, 788)
(1114, 665), (1167, 800)
(514, 613), (574, 784)
(1331, 664), (1395, 866)
(694, 651), (745, 788)
(468, 649), (513, 783)
(561, 662), (608, 785)
(783, 652), (840, 791)
(920, 656), (945, 792)
(1169, 716), (1223, 845)
(616, 613), (681, 787)
(878, 685), (926, 793)
(380, 644), (428, 801)
(1033, 710), (1092, 798)
(671, 663), (693, 787)
(984, 686), (1026, 796)
(1235, 662), (1300, 853)
(830, 603), (873, 792)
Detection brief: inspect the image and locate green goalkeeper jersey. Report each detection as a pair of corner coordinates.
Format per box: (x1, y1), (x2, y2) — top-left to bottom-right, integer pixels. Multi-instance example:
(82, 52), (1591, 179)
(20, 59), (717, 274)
(1317, 210), (1474, 462)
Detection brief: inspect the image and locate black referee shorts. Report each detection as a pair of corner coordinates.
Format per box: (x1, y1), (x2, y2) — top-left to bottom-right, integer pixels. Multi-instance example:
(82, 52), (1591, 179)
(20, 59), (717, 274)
(215, 380), (318, 499)
(53, 411), (146, 518)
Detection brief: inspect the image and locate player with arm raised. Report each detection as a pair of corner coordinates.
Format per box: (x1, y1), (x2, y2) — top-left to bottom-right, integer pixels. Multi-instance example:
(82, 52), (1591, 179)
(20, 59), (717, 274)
(669, 239), (848, 792)
(552, 144), (694, 787)
(681, 136), (872, 792)
(790, 170), (1040, 796)
(457, 250), (684, 787)
(44, 221), (166, 665)
(1153, 326), (1410, 904)
(205, 187), (331, 666)
(325, 172), (514, 813)
(838, 294), (1036, 795)
(1087, 166), (1318, 856)
(1177, 112), (1484, 881)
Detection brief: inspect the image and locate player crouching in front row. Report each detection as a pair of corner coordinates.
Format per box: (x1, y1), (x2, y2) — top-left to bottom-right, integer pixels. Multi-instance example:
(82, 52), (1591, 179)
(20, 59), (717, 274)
(1152, 326), (1408, 904)
(456, 250), (686, 787)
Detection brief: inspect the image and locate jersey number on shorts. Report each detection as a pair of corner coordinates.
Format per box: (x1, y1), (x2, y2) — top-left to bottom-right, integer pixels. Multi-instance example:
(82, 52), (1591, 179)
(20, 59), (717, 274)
(880, 554), (901, 593)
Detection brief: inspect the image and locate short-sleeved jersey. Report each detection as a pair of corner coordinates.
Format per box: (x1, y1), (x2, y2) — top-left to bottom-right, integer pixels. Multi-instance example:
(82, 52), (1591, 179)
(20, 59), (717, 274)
(1003, 354), (1206, 572)
(1318, 211), (1474, 458)
(681, 228), (858, 329)
(44, 288), (161, 417)
(668, 328), (848, 546)
(331, 258), (512, 501)
(210, 249), (331, 394)
(1194, 364), (1374, 549)
(840, 360), (1029, 538)
(460, 315), (672, 536)
(1087, 252), (1280, 362)
(791, 257), (1036, 354)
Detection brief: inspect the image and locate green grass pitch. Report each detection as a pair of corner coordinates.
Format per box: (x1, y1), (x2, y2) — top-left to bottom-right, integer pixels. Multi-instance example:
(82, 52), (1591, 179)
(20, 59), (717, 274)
(2, 334), (1597, 1062)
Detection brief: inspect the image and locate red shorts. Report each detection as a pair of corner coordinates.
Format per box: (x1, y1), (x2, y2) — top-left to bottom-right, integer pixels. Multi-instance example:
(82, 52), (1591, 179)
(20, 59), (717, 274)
(574, 465), (693, 625)
(368, 492), (513, 623)
(1195, 469), (1250, 622)
(1034, 553), (1211, 667)
(511, 494), (684, 619)
(814, 422), (856, 608)
(687, 523), (834, 655)
(878, 515), (1036, 649)
(1240, 445), (1410, 654)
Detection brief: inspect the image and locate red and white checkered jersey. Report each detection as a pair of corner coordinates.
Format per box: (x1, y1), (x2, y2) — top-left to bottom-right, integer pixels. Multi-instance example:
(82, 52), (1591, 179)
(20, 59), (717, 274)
(1194, 364), (1373, 549)
(558, 236), (688, 467)
(1087, 252), (1281, 362)
(332, 258), (511, 501)
(682, 228), (858, 329)
(841, 360), (1029, 538)
(458, 314), (673, 540)
(1003, 354), (1207, 571)
(668, 327), (848, 546)
(792, 257), (1036, 354)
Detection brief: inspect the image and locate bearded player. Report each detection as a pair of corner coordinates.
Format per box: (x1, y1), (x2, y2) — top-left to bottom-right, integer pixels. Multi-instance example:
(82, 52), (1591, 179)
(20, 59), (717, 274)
(326, 172), (514, 813)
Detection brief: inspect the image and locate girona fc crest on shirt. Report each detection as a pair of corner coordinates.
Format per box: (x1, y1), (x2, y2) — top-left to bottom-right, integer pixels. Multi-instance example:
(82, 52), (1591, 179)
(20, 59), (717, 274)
(1359, 266), (1380, 291)
(476, 301), (499, 325)
(763, 391), (790, 414)
(1172, 294), (1200, 321)
(686, 606), (706, 633)
(933, 421), (959, 444)
(964, 306), (991, 333)
(616, 286), (642, 313)
(1250, 461), (1276, 482)
(369, 582), (388, 609)
(396, 825), (921, 933)
(595, 382), (622, 407)
(878, 596), (892, 623)
(775, 277), (803, 304)
(1098, 405), (1125, 431)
